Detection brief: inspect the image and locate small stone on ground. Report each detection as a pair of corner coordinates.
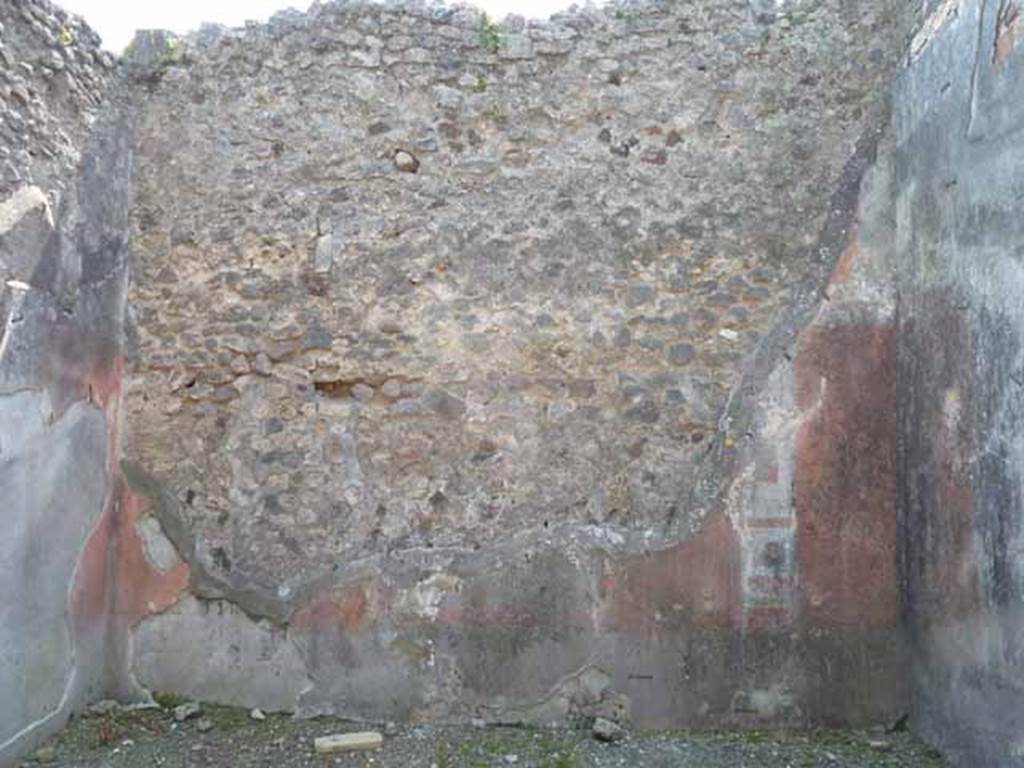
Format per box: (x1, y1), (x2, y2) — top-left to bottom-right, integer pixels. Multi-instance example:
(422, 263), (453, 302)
(172, 701), (201, 722)
(591, 717), (626, 743)
(86, 700), (120, 718)
(393, 150), (419, 173)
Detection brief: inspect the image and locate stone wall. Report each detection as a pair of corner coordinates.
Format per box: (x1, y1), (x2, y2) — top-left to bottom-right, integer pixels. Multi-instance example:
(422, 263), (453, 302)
(117, 0), (913, 730)
(0, 0), (126, 762)
(894, 1), (1024, 765)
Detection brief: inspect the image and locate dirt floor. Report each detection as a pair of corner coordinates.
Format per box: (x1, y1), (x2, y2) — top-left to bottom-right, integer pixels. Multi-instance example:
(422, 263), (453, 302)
(24, 700), (949, 768)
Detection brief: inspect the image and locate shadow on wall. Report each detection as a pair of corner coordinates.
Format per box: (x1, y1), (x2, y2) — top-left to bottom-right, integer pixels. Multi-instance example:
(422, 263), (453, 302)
(896, 1), (1024, 766)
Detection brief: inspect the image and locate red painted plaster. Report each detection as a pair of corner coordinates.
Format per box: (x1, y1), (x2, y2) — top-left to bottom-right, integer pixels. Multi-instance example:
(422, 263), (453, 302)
(794, 323), (899, 628)
(112, 486), (190, 626)
(599, 512), (742, 634)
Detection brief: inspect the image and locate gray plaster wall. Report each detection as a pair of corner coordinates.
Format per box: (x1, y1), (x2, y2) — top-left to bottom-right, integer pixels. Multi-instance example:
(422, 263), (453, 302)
(894, 0), (1024, 765)
(0, 1), (128, 763)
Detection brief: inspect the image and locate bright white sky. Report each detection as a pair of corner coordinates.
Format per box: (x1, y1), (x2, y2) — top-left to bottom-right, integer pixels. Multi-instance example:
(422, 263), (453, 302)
(57, 0), (573, 52)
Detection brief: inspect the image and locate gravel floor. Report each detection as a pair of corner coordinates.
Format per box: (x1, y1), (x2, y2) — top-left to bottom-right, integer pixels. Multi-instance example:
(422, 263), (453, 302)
(26, 700), (949, 768)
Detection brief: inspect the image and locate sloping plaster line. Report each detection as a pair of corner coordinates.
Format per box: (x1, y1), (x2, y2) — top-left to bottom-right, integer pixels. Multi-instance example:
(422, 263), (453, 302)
(966, 0), (989, 139)
(0, 286), (29, 364)
(682, 104), (891, 534)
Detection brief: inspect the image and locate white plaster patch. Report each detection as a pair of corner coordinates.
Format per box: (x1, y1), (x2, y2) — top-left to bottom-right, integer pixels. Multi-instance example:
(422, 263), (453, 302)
(403, 572), (463, 621)
(942, 387), (962, 434)
(746, 682), (796, 719)
(724, 361), (803, 628)
(0, 186), (51, 236)
(136, 515), (181, 573)
(910, 0), (961, 63)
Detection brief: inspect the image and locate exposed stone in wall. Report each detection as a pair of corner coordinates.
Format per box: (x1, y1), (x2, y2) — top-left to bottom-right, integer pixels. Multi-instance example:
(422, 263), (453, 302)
(0, 0), (113, 355)
(118, 0), (914, 730)
(0, 0), (112, 196)
(894, 1), (1024, 765)
(124, 0), (907, 594)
